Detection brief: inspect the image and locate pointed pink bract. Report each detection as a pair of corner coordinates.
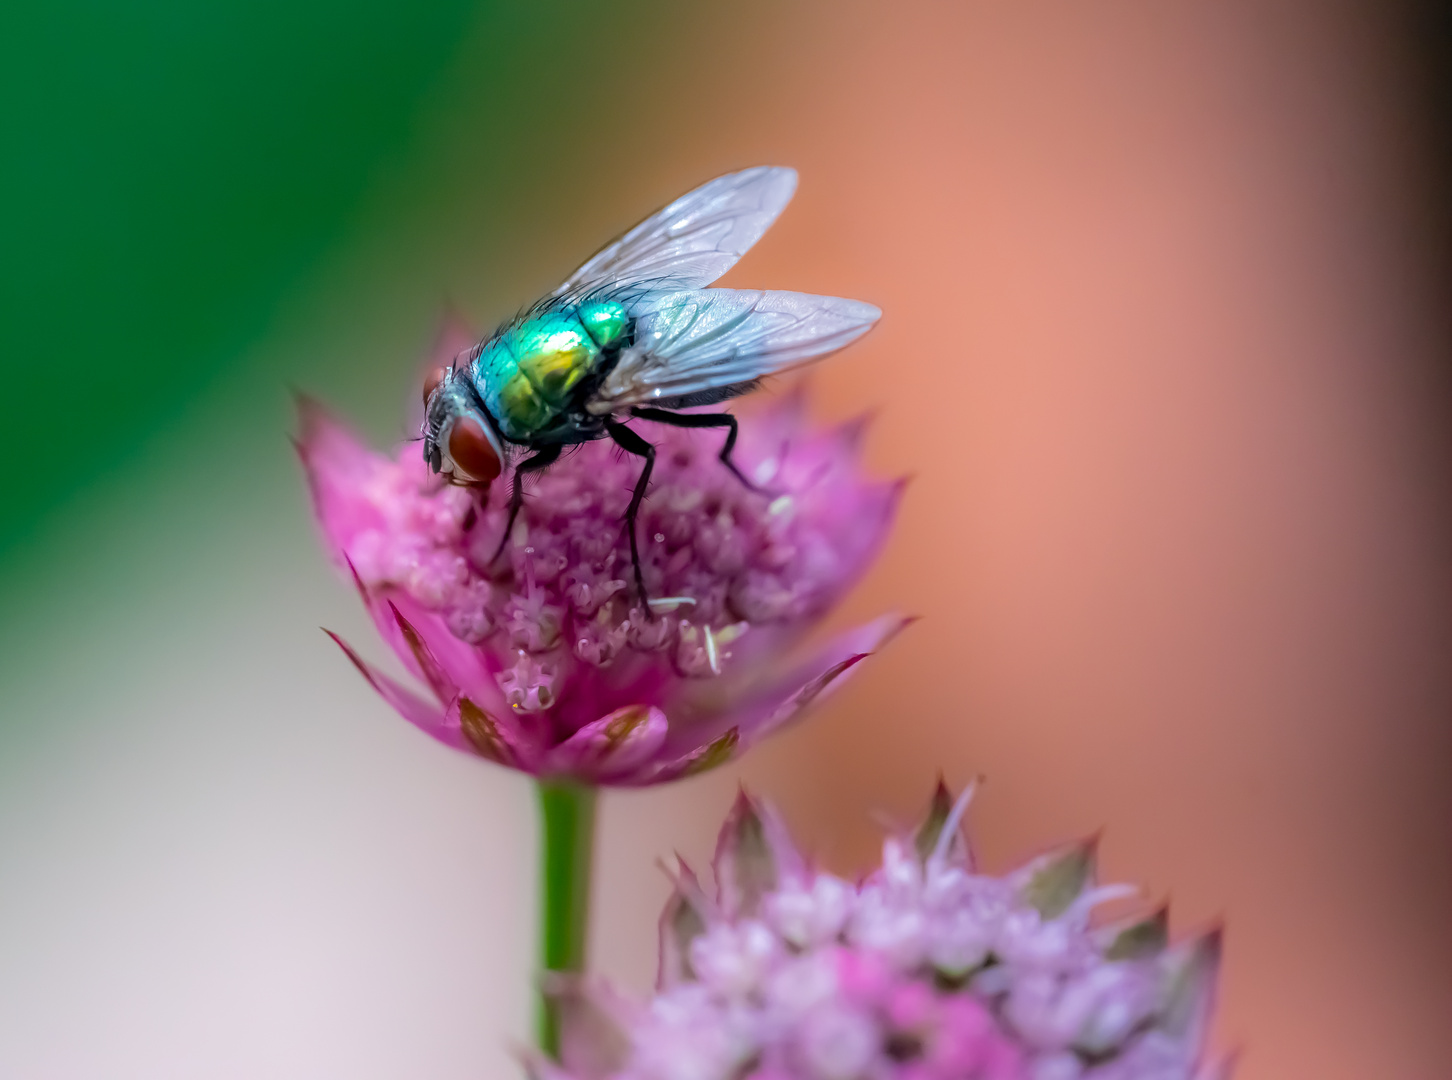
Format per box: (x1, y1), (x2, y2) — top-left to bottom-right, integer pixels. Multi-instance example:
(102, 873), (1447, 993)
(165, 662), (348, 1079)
(300, 358), (904, 785)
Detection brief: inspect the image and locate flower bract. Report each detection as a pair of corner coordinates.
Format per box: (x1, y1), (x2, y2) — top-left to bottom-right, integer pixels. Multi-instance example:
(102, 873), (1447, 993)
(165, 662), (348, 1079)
(534, 784), (1230, 1080)
(298, 330), (905, 785)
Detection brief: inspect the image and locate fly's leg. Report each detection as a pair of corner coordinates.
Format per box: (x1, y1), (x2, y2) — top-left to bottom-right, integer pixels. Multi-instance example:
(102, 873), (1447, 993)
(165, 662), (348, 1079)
(629, 407), (761, 492)
(490, 444), (562, 565)
(606, 419), (656, 607)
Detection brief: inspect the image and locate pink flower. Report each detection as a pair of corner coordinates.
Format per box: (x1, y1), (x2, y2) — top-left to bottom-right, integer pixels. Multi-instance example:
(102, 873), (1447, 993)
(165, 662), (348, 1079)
(297, 342), (905, 785)
(534, 785), (1229, 1080)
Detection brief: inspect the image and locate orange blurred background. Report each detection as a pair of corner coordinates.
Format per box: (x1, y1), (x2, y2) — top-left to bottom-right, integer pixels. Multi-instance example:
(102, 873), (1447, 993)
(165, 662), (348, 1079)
(597, 5), (1452, 1079)
(1, 1), (1448, 1078)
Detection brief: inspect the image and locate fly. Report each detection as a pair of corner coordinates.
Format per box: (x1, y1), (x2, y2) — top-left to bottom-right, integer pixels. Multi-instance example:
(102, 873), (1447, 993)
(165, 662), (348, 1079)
(420, 166), (880, 605)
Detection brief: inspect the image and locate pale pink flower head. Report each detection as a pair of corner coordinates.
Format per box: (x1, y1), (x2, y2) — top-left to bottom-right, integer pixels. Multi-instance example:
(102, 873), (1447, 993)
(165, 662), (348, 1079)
(535, 785), (1229, 1080)
(297, 329), (905, 785)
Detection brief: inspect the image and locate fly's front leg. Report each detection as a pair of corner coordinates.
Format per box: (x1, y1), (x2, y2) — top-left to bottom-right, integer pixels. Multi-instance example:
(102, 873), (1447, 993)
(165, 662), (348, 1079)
(629, 407), (761, 492)
(490, 444), (562, 565)
(606, 419), (656, 607)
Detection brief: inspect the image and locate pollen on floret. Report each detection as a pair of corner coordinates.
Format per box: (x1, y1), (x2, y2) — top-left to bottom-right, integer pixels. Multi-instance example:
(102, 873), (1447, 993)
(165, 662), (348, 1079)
(342, 408), (895, 705)
(301, 391), (905, 785)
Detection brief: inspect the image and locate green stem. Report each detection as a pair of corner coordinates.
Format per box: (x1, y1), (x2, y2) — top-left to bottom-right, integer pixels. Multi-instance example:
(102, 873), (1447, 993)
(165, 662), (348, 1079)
(535, 779), (597, 1059)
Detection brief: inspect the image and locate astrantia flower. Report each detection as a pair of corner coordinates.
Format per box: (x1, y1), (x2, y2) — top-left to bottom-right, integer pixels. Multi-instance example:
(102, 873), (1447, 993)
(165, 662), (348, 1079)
(537, 786), (1229, 1080)
(297, 343), (904, 785)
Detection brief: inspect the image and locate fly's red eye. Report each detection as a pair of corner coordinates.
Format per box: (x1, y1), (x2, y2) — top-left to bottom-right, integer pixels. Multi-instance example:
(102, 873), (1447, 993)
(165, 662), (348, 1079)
(422, 366), (449, 408)
(447, 416), (502, 483)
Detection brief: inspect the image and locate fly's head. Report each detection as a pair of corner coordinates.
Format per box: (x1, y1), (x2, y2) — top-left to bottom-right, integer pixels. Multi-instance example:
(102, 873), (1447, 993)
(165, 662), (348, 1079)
(422, 363), (505, 487)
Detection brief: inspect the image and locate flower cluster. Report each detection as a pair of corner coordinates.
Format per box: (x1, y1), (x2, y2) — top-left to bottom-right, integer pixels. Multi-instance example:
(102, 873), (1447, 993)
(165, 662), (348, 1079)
(536, 785), (1228, 1080)
(298, 331), (904, 785)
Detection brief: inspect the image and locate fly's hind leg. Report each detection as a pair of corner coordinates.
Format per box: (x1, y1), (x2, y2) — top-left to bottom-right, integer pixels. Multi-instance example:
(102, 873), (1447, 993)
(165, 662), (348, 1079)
(489, 444), (562, 565)
(629, 407), (761, 492)
(606, 419), (656, 607)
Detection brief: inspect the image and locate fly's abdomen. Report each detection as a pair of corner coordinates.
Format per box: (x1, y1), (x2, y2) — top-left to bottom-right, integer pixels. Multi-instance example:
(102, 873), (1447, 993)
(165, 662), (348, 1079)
(474, 300), (631, 440)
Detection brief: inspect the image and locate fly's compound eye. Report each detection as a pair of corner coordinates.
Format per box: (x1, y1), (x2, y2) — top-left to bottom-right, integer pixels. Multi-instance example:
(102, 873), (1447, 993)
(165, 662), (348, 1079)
(422, 366), (449, 408)
(446, 415), (502, 483)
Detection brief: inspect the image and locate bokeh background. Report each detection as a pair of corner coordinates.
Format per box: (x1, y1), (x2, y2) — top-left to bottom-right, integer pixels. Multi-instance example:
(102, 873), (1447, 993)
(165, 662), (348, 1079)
(2, 1), (1450, 1077)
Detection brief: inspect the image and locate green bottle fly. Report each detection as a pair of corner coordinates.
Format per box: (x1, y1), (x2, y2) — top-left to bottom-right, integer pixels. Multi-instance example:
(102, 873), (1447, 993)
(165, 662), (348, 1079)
(419, 166), (880, 604)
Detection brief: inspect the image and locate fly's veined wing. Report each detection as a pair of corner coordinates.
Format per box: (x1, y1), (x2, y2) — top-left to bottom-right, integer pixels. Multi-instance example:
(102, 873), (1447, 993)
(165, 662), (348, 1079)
(554, 167), (798, 297)
(590, 288), (880, 410)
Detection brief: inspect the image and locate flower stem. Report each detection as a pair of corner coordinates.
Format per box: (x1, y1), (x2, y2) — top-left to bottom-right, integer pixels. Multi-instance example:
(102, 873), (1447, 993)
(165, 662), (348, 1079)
(535, 779), (597, 1058)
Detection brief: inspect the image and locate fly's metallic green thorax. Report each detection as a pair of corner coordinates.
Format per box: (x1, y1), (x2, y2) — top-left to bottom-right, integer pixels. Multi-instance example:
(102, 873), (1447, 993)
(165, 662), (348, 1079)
(471, 298), (631, 441)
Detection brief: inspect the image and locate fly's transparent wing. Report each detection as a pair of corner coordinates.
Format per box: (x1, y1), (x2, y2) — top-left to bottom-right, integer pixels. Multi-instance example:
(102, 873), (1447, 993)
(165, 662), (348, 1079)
(555, 167), (798, 296)
(590, 288), (880, 410)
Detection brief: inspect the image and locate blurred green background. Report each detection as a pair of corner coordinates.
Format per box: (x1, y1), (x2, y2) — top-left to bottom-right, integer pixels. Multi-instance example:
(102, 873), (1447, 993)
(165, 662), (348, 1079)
(3, 0), (464, 546)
